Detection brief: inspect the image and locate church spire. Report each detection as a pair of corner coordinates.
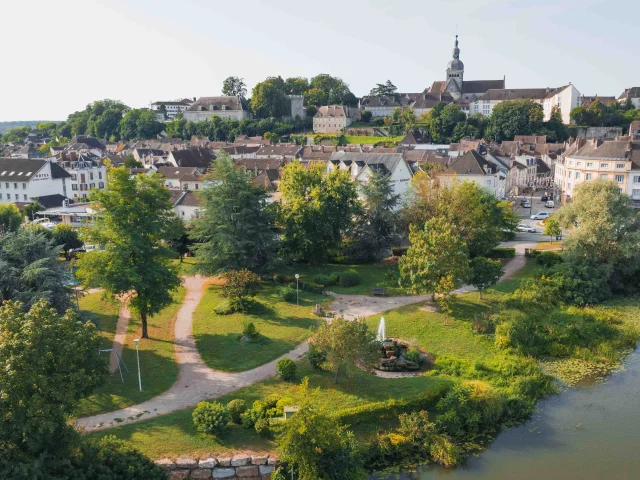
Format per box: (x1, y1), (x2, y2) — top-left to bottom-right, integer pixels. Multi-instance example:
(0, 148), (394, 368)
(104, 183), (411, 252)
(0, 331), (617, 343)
(452, 34), (460, 60)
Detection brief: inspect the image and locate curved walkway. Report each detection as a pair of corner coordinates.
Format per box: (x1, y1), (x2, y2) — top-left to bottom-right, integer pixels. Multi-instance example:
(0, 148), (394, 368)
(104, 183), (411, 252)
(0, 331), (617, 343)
(77, 275), (309, 431)
(77, 255), (528, 432)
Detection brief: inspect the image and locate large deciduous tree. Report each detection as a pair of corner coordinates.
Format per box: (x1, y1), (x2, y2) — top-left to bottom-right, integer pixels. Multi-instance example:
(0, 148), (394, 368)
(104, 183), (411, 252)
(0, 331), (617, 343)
(278, 161), (360, 264)
(75, 167), (181, 338)
(191, 154), (278, 273)
(0, 203), (22, 234)
(0, 228), (71, 313)
(251, 76), (289, 118)
(485, 100), (544, 141)
(53, 223), (83, 259)
(307, 74), (358, 106)
(555, 179), (640, 276)
(222, 76), (247, 97)
(467, 257), (504, 299)
(0, 299), (106, 472)
(399, 217), (469, 313)
(311, 317), (379, 383)
(369, 79), (398, 97)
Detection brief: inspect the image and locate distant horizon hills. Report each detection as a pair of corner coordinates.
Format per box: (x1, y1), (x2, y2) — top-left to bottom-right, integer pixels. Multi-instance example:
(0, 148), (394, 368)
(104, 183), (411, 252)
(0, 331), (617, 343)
(0, 120), (63, 133)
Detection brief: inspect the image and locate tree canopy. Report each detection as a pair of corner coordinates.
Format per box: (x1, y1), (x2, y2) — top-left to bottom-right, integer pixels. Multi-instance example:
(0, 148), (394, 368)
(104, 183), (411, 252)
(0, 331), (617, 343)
(570, 99), (640, 127)
(0, 228), (71, 313)
(278, 161), (360, 264)
(75, 167), (181, 338)
(369, 80), (398, 97)
(0, 203), (22, 234)
(222, 76), (247, 97)
(485, 100), (544, 141)
(191, 154), (278, 273)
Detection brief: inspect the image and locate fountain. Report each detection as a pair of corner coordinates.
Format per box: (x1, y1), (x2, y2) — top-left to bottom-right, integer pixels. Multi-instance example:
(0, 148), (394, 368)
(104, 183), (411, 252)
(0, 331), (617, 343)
(377, 317), (386, 342)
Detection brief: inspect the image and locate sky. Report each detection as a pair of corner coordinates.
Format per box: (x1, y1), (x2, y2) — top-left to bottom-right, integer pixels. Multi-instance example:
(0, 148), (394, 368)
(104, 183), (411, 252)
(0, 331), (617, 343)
(1, 0), (638, 121)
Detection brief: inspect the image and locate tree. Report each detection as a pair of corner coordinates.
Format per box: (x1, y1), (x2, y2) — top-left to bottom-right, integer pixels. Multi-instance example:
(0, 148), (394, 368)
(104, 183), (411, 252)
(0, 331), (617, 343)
(191, 155), (278, 273)
(485, 100), (544, 141)
(369, 79), (398, 97)
(251, 76), (289, 118)
(307, 74), (357, 106)
(284, 77), (309, 95)
(124, 153), (143, 168)
(278, 161), (360, 264)
(75, 167), (181, 338)
(0, 203), (22, 234)
(543, 217), (562, 242)
(53, 223), (83, 259)
(357, 171), (400, 257)
(275, 379), (366, 480)
(467, 257), (503, 299)
(0, 300), (106, 471)
(555, 179), (640, 276)
(0, 228), (71, 313)
(544, 106), (569, 142)
(399, 217), (469, 311)
(119, 109), (164, 140)
(264, 131), (280, 143)
(220, 269), (260, 312)
(23, 200), (42, 222)
(222, 76), (247, 97)
(311, 317), (379, 383)
(403, 179), (518, 258)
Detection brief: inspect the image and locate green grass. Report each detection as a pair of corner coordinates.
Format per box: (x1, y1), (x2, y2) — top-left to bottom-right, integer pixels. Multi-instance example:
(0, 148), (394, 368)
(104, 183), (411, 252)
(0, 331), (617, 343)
(79, 292), (120, 349)
(345, 135), (404, 145)
(75, 287), (186, 418)
(280, 262), (404, 296)
(193, 284), (326, 372)
(170, 256), (198, 276)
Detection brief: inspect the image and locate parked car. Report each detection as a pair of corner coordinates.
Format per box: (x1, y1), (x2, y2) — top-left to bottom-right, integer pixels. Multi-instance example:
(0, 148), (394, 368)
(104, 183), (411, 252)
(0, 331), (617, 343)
(522, 201), (531, 209)
(545, 200), (555, 208)
(541, 195), (549, 202)
(516, 223), (537, 233)
(530, 212), (551, 220)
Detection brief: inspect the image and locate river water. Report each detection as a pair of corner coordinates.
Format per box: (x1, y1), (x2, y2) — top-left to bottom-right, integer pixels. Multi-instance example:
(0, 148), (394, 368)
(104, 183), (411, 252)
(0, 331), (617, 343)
(380, 348), (640, 480)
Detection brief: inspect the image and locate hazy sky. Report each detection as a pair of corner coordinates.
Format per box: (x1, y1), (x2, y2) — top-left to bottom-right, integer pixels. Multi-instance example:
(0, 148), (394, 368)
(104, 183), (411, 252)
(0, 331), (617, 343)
(1, 0), (637, 121)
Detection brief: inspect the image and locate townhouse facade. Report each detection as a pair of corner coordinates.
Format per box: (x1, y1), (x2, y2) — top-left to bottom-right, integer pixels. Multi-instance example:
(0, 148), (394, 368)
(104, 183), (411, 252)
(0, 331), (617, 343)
(0, 158), (71, 204)
(313, 105), (358, 134)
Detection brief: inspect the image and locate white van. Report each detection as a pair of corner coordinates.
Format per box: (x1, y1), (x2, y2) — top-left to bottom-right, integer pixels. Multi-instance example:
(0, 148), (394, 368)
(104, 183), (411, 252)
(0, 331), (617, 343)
(545, 200), (555, 208)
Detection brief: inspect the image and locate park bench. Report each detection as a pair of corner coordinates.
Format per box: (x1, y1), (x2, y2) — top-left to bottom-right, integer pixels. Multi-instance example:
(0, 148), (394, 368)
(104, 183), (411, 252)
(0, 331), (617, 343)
(371, 287), (388, 296)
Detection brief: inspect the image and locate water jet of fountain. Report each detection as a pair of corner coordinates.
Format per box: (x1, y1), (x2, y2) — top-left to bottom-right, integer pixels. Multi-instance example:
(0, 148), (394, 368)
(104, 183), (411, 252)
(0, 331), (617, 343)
(377, 317), (386, 342)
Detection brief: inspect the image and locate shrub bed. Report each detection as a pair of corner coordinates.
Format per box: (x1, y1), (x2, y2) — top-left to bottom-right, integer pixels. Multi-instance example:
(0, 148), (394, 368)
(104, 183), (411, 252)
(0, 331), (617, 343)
(490, 247), (516, 258)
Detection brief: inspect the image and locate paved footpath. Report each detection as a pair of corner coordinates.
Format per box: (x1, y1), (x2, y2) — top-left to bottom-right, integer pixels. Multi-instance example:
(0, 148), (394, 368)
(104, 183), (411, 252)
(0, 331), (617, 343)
(77, 255), (528, 432)
(109, 305), (131, 373)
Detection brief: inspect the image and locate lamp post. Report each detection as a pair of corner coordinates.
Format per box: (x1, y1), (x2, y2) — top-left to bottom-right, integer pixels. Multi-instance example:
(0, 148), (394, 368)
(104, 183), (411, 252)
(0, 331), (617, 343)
(295, 274), (300, 306)
(134, 338), (142, 391)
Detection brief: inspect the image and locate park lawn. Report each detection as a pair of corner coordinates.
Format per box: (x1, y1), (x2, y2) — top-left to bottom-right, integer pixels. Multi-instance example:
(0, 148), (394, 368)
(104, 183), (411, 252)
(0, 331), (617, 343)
(170, 256), (198, 276)
(87, 362), (452, 459)
(79, 292), (119, 349)
(345, 135), (404, 145)
(75, 287), (186, 418)
(533, 241), (564, 251)
(281, 262), (404, 296)
(193, 284), (326, 372)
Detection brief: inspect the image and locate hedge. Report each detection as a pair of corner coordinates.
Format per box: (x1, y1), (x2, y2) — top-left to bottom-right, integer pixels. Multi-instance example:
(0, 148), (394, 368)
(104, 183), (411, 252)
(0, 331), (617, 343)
(490, 247), (516, 258)
(331, 383), (450, 426)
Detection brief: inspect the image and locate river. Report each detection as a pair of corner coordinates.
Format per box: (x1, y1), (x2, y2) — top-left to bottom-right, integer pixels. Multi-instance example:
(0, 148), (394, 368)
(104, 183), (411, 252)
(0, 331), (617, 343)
(378, 348), (640, 480)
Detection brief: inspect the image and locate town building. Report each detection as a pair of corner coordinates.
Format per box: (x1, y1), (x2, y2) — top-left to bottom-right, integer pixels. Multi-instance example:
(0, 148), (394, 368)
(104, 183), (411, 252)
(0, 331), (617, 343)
(618, 87), (640, 108)
(313, 105), (359, 134)
(150, 98), (194, 120)
(166, 148), (216, 168)
(170, 190), (203, 220)
(0, 158), (71, 204)
(183, 96), (251, 122)
(153, 166), (204, 191)
(554, 125), (640, 204)
(56, 154), (107, 201)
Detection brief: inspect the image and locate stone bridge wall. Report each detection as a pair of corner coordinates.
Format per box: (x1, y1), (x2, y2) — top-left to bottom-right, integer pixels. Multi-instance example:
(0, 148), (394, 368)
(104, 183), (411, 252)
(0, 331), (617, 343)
(156, 454), (278, 479)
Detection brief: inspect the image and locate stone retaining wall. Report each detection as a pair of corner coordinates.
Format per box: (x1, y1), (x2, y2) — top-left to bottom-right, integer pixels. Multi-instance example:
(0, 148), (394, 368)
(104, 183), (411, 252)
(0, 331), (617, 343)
(156, 454), (278, 479)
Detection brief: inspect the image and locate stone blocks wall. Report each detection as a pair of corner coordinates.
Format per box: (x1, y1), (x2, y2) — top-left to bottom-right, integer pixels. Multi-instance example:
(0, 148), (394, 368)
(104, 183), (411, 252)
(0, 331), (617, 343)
(156, 454), (278, 480)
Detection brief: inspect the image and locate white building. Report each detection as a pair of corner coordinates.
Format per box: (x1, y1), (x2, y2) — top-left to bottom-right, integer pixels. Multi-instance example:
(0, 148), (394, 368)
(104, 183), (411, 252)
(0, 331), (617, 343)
(56, 154), (107, 201)
(618, 87), (640, 108)
(170, 190), (202, 220)
(327, 152), (414, 199)
(433, 150), (506, 198)
(0, 158), (71, 204)
(153, 166), (204, 191)
(150, 98), (194, 120)
(183, 96), (251, 122)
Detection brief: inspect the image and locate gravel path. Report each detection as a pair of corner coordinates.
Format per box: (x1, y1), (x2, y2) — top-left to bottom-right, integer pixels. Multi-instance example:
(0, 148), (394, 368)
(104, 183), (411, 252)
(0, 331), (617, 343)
(109, 305), (130, 373)
(77, 276), (309, 431)
(77, 255), (529, 432)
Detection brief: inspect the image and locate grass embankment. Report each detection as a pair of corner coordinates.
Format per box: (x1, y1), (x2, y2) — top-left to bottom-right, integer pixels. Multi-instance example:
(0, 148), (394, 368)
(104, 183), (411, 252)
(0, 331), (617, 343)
(280, 262), (403, 296)
(193, 284), (326, 372)
(345, 135), (404, 145)
(88, 258), (640, 463)
(79, 292), (119, 349)
(76, 287), (186, 418)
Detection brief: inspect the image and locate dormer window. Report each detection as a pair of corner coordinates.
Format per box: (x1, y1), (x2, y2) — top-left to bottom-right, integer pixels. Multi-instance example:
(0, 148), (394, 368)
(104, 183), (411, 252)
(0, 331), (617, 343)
(8, 172), (14, 176)
(209, 105), (216, 111)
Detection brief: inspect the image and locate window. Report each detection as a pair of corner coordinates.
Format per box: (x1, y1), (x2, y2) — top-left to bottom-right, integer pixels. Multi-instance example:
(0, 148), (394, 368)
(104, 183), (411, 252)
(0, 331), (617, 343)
(4, 183), (8, 188)
(568, 171), (572, 178)
(600, 174), (609, 179)
(586, 162), (594, 167)
(90, 183), (95, 189)
(586, 173), (592, 180)
(98, 182), (104, 189)
(616, 164), (626, 169)
(633, 189), (640, 199)
(98, 172), (103, 180)
(575, 172), (581, 180)
(89, 173), (94, 180)
(14, 183), (17, 189)
(634, 176), (640, 183)
(615, 175), (624, 183)
(72, 184), (78, 191)
(22, 183), (26, 189)
(15, 194), (19, 200)
(568, 160), (574, 166)
(8, 172), (14, 176)
(195, 184), (199, 189)
(600, 163), (609, 169)
(486, 179), (492, 185)
(23, 194), (27, 200)
(71, 174), (77, 181)
(576, 161), (582, 167)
